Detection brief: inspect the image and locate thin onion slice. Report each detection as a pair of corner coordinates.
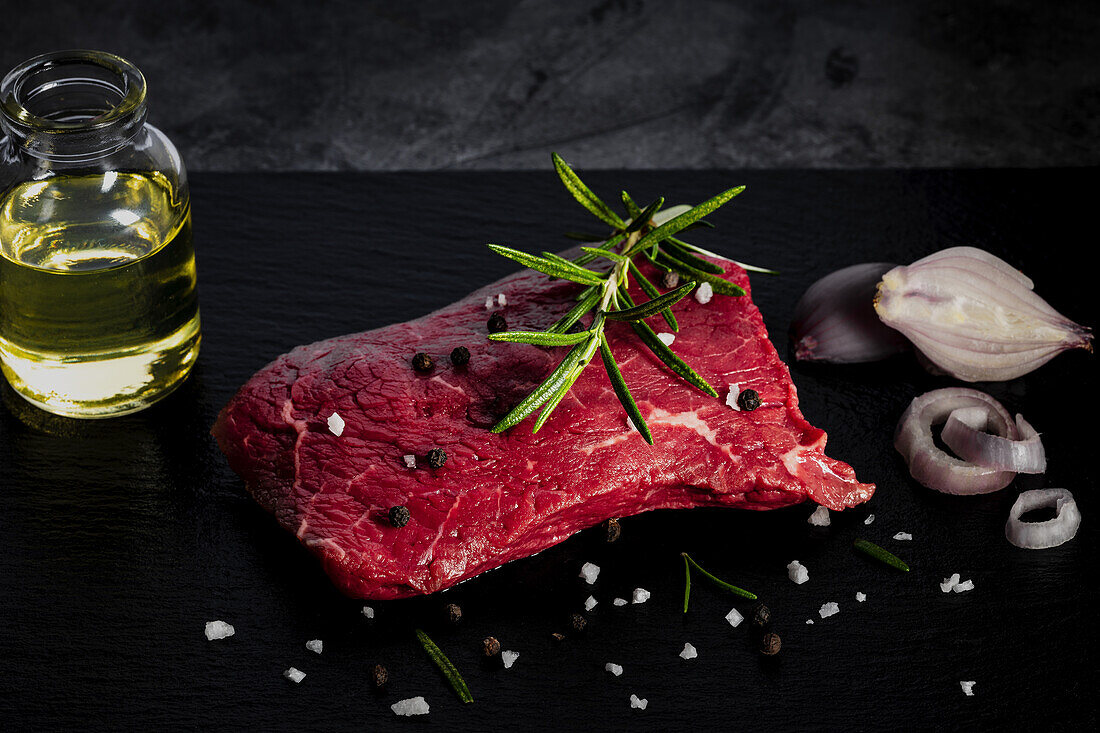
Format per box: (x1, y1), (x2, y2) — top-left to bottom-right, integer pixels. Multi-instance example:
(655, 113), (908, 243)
(895, 388), (1018, 494)
(941, 408), (1047, 474)
(1005, 489), (1081, 549)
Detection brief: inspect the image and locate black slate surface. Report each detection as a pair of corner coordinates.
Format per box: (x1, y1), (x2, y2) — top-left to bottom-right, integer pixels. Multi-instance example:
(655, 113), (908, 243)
(0, 170), (1095, 730)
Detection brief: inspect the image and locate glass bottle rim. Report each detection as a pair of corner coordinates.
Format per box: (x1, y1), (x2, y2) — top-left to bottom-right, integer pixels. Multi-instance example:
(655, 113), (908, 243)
(1, 49), (146, 134)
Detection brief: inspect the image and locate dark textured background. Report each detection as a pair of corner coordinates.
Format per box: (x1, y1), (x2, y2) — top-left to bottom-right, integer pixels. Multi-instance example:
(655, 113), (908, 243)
(0, 171), (1095, 730)
(3, 0), (1098, 170)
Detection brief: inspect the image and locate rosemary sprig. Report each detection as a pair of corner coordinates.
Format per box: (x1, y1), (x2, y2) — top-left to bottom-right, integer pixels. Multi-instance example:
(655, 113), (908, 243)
(682, 552), (758, 601)
(487, 153), (753, 440)
(415, 628), (474, 703)
(853, 539), (911, 572)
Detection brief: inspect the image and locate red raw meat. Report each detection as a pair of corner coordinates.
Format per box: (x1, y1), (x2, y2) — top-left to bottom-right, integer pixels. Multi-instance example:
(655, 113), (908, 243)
(213, 253), (873, 599)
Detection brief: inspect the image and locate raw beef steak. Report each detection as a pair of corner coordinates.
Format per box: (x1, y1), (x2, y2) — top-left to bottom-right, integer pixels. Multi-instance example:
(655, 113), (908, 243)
(214, 253), (873, 599)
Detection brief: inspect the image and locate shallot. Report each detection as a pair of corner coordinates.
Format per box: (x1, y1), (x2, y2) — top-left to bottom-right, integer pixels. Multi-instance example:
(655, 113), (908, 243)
(1005, 489), (1081, 549)
(874, 247), (1092, 381)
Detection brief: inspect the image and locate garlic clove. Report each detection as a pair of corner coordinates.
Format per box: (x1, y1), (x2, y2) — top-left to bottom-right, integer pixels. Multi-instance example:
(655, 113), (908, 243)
(874, 247), (1091, 382)
(790, 262), (910, 363)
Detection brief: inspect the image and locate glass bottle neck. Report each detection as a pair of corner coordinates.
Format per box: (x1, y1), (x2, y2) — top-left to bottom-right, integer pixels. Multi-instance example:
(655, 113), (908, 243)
(0, 50), (148, 163)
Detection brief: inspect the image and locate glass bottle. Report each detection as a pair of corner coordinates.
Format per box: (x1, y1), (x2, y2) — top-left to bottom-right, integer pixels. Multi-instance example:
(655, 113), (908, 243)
(0, 50), (200, 418)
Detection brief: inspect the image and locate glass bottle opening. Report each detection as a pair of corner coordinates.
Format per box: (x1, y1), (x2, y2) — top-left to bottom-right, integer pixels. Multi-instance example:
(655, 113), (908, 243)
(0, 50), (147, 160)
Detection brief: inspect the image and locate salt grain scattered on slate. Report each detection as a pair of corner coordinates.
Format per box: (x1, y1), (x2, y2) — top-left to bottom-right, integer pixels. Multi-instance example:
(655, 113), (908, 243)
(725, 608), (744, 627)
(502, 650), (520, 669)
(402, 454), (416, 468)
(630, 694), (649, 710)
(806, 619), (814, 625)
(941, 573), (961, 593)
(960, 681), (976, 697)
(679, 643), (698, 660)
(954, 579), (975, 593)
(204, 620), (235, 640)
(613, 598), (628, 607)
(362, 606), (375, 619)
(605, 662), (623, 676)
(856, 592), (867, 602)
(585, 595), (598, 611)
(284, 667), (306, 684)
(893, 531), (912, 541)
(392, 697), (430, 716)
(725, 384), (741, 410)
(819, 602), (840, 619)
(787, 560), (809, 584)
(306, 639), (323, 654)
(327, 412), (345, 437)
(656, 332), (675, 346)
(632, 588), (651, 604)
(580, 562), (600, 584)
(865, 513), (875, 525)
(808, 506), (831, 526)
(695, 281), (713, 304)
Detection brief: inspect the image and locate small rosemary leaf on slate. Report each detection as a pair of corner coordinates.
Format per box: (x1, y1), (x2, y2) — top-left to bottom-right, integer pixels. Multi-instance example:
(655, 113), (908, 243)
(682, 553), (757, 600)
(415, 629), (473, 704)
(853, 539), (911, 572)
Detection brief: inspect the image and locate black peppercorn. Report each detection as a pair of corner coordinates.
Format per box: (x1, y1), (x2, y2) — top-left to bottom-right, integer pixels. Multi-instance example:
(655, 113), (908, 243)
(450, 346), (471, 366)
(737, 388), (761, 411)
(661, 271), (680, 289)
(482, 636), (501, 657)
(751, 602), (771, 628)
(605, 517), (622, 543)
(487, 312), (507, 333)
(371, 663), (389, 687)
(569, 613), (587, 633)
(760, 632), (781, 656)
(426, 448), (447, 469)
(388, 505), (410, 528)
(445, 602), (462, 624)
(412, 352), (434, 373)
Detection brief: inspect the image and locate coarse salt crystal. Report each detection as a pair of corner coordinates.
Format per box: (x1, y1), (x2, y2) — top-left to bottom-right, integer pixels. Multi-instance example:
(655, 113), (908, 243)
(679, 643), (697, 660)
(725, 608), (743, 627)
(580, 562), (601, 584)
(960, 681), (976, 697)
(497, 293), (507, 307)
(725, 384), (741, 410)
(940, 573), (961, 593)
(864, 513), (875, 525)
(808, 506), (831, 527)
(605, 662), (623, 676)
(306, 639), (323, 654)
(327, 412), (345, 437)
(204, 620), (235, 640)
(362, 606), (375, 619)
(893, 532), (912, 541)
(629, 694), (648, 710)
(501, 650), (520, 669)
(284, 667), (306, 684)
(632, 588), (651, 604)
(819, 602), (840, 619)
(856, 592), (867, 602)
(402, 454), (416, 468)
(656, 332), (675, 346)
(485, 296), (494, 310)
(585, 595), (598, 611)
(954, 579), (975, 593)
(391, 696), (430, 716)
(694, 281), (713, 304)
(613, 597), (628, 607)
(787, 560), (809, 585)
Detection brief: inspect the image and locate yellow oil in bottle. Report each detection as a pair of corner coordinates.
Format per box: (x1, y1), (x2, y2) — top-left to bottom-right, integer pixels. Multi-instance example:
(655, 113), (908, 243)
(0, 171), (200, 418)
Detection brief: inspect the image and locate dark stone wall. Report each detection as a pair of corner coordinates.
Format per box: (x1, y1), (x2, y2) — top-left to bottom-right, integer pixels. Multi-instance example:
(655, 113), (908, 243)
(4, 0), (1098, 170)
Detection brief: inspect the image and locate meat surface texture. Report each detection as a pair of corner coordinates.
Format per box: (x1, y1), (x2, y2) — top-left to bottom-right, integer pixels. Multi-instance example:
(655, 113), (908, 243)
(213, 253), (874, 599)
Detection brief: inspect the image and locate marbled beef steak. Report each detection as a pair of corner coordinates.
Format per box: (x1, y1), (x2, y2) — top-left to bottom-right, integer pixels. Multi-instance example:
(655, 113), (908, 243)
(213, 254), (873, 599)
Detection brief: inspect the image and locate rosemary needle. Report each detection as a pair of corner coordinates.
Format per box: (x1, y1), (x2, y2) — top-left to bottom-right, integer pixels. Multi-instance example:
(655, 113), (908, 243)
(853, 539), (911, 572)
(415, 628), (473, 703)
(681, 553), (757, 600)
(682, 553), (692, 614)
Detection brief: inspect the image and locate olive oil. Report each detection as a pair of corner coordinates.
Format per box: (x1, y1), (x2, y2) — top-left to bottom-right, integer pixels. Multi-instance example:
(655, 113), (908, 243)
(0, 172), (200, 417)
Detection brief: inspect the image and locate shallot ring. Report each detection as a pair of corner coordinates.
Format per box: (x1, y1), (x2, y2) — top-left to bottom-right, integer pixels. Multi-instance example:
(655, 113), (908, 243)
(1005, 489), (1081, 549)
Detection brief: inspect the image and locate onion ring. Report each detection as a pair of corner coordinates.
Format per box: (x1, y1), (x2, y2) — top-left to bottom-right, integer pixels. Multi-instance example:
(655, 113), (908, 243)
(1005, 489), (1081, 549)
(894, 388), (1018, 494)
(941, 408), (1047, 474)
